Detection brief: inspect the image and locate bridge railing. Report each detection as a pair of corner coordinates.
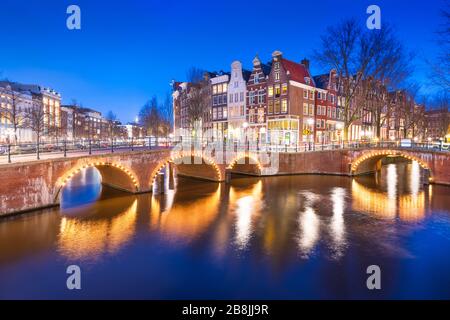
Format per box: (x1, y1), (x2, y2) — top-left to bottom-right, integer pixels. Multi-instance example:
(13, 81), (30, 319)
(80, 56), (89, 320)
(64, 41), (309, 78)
(1, 136), (448, 164)
(0, 136), (173, 163)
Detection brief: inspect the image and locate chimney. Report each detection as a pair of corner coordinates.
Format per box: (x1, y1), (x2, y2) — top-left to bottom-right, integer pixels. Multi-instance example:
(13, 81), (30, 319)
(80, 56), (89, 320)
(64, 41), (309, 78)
(301, 58), (310, 70)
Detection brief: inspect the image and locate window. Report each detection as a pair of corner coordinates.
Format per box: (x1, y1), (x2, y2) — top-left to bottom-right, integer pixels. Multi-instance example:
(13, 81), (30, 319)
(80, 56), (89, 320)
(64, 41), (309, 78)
(274, 62), (280, 70)
(229, 94), (233, 103)
(213, 108), (217, 119)
(275, 85), (281, 97)
(257, 108), (264, 123)
(309, 91), (314, 99)
(268, 86), (274, 97)
(249, 109), (256, 123)
(317, 92), (322, 100)
(274, 100), (280, 113)
(249, 91), (255, 105)
(281, 99), (288, 113)
(309, 104), (314, 116)
(275, 72), (280, 80)
(223, 107), (228, 118)
(235, 93), (239, 102)
(223, 83), (228, 92)
(240, 92), (244, 102)
(327, 107), (332, 118)
(268, 100), (273, 114)
(254, 73), (259, 84)
(258, 90), (265, 104)
(303, 90), (308, 99)
(282, 83), (288, 94)
(240, 105), (245, 116)
(303, 103), (309, 116)
(213, 85), (218, 95)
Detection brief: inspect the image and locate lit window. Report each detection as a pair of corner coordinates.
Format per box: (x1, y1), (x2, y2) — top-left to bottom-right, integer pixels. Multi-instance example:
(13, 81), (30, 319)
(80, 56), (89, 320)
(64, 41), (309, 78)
(275, 85), (281, 97)
(268, 86), (274, 97)
(282, 99), (288, 113)
(268, 100), (273, 114)
(303, 103), (309, 116)
(282, 83), (288, 94)
(275, 100), (280, 113)
(303, 90), (308, 99)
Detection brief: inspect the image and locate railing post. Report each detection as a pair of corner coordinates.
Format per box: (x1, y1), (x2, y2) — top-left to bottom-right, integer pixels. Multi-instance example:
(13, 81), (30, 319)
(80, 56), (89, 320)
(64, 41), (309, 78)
(37, 141), (40, 160)
(7, 144), (11, 163)
(111, 138), (114, 153)
(64, 140), (67, 157)
(89, 139), (92, 155)
(131, 137), (134, 152)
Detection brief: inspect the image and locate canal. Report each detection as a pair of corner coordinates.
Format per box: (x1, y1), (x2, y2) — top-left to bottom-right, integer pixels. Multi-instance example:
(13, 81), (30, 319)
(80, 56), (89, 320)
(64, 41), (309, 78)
(0, 161), (450, 299)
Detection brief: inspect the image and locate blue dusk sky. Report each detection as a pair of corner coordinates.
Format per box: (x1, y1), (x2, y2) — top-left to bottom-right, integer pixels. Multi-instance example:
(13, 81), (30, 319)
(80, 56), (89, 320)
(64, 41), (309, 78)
(0, 0), (447, 122)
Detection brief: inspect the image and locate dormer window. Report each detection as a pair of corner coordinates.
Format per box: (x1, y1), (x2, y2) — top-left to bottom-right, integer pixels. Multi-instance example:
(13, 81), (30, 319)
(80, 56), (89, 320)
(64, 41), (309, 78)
(305, 77), (311, 85)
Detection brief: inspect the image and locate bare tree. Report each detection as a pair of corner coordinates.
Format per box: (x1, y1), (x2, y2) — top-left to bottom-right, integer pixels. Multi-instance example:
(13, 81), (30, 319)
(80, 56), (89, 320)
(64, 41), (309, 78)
(105, 110), (118, 140)
(315, 20), (412, 141)
(430, 6), (450, 91)
(0, 85), (27, 144)
(139, 96), (162, 137)
(161, 92), (173, 138)
(185, 68), (210, 139)
(23, 98), (47, 159)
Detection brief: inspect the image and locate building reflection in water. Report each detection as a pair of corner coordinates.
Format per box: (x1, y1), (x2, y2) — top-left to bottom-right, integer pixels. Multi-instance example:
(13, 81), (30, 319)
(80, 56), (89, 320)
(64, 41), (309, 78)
(297, 192), (320, 257)
(329, 187), (347, 258)
(352, 161), (427, 222)
(230, 180), (263, 250)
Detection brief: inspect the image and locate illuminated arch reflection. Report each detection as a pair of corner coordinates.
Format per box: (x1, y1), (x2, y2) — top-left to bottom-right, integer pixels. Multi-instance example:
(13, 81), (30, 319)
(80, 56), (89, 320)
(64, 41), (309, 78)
(57, 200), (138, 260)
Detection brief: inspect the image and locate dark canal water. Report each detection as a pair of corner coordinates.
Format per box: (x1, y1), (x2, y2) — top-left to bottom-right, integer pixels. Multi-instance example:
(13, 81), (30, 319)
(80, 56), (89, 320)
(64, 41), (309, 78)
(1, 162), (450, 299)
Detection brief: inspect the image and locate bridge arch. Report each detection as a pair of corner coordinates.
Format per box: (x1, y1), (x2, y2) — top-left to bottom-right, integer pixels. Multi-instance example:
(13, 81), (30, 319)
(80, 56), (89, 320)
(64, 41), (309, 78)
(350, 150), (432, 178)
(54, 161), (140, 203)
(227, 155), (262, 176)
(150, 153), (223, 188)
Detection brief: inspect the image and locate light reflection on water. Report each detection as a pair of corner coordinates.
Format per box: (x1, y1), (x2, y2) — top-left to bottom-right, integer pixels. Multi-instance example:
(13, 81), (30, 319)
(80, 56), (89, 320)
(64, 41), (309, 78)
(0, 162), (450, 299)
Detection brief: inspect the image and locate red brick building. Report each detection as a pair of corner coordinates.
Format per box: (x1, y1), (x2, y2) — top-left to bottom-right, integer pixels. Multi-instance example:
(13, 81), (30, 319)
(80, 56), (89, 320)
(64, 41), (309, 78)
(246, 55), (271, 144)
(266, 51), (316, 147)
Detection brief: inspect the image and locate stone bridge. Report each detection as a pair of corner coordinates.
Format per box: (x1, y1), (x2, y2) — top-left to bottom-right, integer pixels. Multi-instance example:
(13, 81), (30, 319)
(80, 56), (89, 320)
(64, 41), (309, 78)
(0, 147), (449, 216)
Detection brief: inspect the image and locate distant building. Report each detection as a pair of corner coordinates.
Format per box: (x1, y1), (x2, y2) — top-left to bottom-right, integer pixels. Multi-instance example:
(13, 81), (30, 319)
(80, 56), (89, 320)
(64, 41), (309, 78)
(210, 71), (230, 141)
(227, 61), (250, 143)
(246, 55), (271, 144)
(0, 84), (34, 143)
(0, 81), (61, 143)
(425, 108), (450, 141)
(123, 122), (145, 139)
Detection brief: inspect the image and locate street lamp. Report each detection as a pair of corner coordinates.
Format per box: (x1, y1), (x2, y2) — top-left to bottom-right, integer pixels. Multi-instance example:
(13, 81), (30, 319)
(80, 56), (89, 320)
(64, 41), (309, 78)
(243, 122), (249, 149)
(307, 118), (314, 150)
